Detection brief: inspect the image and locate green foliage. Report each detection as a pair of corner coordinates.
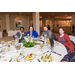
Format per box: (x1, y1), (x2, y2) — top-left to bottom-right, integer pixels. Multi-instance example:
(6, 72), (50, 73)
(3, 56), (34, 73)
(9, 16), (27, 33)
(22, 39), (35, 47)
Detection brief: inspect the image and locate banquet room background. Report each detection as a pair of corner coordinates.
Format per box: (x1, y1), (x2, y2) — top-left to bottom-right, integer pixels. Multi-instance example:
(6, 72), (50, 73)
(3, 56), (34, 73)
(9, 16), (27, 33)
(0, 12), (75, 41)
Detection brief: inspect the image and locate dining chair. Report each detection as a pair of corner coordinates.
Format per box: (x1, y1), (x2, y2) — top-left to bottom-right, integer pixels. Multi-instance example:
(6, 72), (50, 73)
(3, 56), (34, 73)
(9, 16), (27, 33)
(71, 41), (75, 51)
(3, 30), (7, 37)
(69, 35), (75, 43)
(69, 35), (75, 51)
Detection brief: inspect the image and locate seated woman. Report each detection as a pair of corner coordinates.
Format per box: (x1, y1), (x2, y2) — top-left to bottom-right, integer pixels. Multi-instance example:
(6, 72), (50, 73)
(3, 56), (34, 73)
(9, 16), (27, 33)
(13, 27), (25, 43)
(26, 26), (38, 38)
(61, 52), (75, 62)
(57, 28), (74, 53)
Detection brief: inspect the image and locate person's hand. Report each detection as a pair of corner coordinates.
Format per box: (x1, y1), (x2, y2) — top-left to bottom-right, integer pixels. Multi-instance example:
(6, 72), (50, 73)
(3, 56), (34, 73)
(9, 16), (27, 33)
(41, 36), (44, 40)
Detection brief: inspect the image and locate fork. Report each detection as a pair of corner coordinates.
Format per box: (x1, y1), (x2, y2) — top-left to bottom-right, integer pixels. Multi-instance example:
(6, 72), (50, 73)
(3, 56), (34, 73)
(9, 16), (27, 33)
(37, 58), (41, 62)
(9, 58), (12, 62)
(43, 50), (49, 54)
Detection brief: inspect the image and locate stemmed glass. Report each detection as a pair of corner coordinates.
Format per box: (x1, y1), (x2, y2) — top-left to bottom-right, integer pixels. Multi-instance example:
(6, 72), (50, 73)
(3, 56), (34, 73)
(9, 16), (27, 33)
(1, 41), (5, 45)
(2, 47), (5, 55)
(40, 42), (44, 52)
(49, 39), (54, 53)
(14, 35), (19, 44)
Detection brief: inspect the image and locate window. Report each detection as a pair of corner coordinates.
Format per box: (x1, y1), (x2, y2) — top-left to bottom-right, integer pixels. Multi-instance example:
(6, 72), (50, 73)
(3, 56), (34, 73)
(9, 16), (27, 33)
(15, 17), (22, 27)
(45, 20), (52, 27)
(55, 20), (72, 27)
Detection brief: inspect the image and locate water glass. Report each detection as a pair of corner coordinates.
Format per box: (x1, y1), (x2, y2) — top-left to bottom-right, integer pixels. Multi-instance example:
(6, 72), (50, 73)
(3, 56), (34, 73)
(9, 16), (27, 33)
(40, 42), (44, 52)
(1, 41), (5, 45)
(34, 45), (37, 48)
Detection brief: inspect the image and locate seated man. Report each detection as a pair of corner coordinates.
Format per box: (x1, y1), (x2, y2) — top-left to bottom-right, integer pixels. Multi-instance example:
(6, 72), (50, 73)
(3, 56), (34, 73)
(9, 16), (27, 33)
(13, 27), (25, 43)
(26, 26), (38, 38)
(61, 52), (75, 62)
(41, 26), (56, 40)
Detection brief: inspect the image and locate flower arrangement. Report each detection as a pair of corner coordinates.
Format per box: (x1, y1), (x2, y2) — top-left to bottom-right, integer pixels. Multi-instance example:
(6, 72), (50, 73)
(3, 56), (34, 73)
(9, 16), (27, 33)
(22, 35), (35, 47)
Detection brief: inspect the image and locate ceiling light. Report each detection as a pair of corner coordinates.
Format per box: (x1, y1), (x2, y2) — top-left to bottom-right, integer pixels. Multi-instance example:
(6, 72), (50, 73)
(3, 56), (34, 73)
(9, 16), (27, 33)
(20, 13), (21, 14)
(65, 14), (67, 16)
(52, 14), (54, 16)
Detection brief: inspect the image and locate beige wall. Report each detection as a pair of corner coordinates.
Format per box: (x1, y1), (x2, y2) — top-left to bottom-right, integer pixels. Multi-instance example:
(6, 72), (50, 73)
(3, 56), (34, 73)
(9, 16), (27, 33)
(42, 16), (55, 31)
(0, 14), (6, 32)
(9, 14), (27, 32)
(0, 14), (28, 33)
(54, 27), (71, 32)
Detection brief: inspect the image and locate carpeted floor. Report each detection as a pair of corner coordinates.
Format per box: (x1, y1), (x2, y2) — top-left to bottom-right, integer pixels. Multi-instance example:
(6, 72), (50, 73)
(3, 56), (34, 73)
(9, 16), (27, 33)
(1, 36), (14, 42)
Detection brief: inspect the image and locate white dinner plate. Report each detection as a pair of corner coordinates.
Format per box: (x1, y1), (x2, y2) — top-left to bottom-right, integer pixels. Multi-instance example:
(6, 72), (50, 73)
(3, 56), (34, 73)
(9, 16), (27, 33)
(11, 53), (19, 59)
(35, 51), (42, 56)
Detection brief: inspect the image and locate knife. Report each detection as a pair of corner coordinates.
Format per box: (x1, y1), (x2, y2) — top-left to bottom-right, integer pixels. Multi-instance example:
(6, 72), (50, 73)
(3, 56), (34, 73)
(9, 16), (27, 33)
(37, 58), (41, 62)
(43, 50), (49, 54)
(52, 51), (61, 56)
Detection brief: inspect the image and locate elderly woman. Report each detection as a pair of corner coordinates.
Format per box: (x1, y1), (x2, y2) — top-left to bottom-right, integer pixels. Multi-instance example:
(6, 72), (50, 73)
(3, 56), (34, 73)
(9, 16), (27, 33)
(57, 28), (74, 53)
(26, 26), (38, 38)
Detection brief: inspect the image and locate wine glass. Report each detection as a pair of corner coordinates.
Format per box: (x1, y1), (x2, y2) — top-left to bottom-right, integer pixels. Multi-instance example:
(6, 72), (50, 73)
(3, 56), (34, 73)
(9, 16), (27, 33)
(1, 41), (5, 45)
(49, 39), (54, 53)
(2, 47), (5, 55)
(40, 42), (44, 52)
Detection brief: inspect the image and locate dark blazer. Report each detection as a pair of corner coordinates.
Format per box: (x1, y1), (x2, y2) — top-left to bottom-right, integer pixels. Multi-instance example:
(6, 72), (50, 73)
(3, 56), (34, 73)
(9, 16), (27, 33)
(13, 32), (25, 43)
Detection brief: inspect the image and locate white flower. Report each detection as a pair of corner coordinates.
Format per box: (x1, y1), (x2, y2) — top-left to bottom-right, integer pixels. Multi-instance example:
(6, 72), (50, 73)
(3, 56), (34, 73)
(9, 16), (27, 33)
(24, 37), (29, 42)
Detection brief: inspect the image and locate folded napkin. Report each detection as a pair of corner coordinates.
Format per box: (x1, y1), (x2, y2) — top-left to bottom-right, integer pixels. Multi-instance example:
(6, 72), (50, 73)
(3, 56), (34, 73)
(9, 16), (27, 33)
(49, 38), (54, 48)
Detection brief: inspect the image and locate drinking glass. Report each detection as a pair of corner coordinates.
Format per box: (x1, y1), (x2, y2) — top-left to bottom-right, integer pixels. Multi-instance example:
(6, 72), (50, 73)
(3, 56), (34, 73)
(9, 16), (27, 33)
(40, 42), (44, 52)
(34, 45), (37, 48)
(47, 39), (50, 44)
(56, 41), (59, 46)
(2, 47), (5, 55)
(49, 39), (54, 53)
(1, 41), (5, 45)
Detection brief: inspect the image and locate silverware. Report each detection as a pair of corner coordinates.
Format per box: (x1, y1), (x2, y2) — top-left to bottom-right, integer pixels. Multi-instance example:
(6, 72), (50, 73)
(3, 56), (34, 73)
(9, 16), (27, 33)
(9, 58), (12, 62)
(37, 58), (41, 62)
(52, 51), (61, 56)
(43, 50), (49, 54)
(49, 53), (51, 56)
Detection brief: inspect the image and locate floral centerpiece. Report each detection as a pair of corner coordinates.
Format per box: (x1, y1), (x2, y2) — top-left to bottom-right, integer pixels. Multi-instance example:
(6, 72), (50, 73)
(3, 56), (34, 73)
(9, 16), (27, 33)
(22, 35), (35, 47)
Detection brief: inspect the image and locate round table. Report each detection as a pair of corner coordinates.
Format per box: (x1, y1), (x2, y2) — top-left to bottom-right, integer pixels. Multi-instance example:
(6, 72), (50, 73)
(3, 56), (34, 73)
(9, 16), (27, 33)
(0, 41), (67, 62)
(8, 30), (20, 36)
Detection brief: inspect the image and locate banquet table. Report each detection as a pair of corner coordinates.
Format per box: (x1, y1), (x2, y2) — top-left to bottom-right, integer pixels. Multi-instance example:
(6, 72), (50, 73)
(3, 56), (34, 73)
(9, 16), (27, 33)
(0, 32), (2, 38)
(8, 30), (20, 36)
(0, 41), (67, 62)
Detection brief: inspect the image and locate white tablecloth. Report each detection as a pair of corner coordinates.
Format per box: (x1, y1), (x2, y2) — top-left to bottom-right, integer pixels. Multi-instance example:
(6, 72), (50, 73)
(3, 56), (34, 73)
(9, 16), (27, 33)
(0, 41), (67, 62)
(0, 32), (2, 38)
(8, 30), (20, 36)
